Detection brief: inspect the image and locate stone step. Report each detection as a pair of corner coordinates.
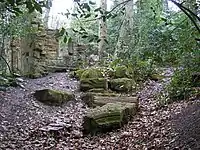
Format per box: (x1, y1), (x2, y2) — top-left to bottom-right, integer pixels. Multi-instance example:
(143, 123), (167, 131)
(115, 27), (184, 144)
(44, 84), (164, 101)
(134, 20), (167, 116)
(83, 102), (138, 135)
(93, 96), (138, 107)
(81, 93), (138, 108)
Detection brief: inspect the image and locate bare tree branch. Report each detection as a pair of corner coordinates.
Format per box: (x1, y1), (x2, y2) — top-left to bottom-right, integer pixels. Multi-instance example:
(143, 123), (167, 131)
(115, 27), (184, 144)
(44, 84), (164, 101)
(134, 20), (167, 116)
(169, 0), (200, 34)
(83, 0), (132, 22)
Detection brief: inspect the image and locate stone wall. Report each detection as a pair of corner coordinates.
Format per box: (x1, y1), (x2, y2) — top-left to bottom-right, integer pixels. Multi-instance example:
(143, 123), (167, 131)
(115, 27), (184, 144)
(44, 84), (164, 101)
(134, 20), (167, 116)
(10, 28), (59, 77)
(9, 28), (87, 77)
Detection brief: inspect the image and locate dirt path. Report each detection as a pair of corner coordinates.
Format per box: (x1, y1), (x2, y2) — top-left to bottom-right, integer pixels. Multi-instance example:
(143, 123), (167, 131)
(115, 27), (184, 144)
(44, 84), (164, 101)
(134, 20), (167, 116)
(0, 72), (199, 149)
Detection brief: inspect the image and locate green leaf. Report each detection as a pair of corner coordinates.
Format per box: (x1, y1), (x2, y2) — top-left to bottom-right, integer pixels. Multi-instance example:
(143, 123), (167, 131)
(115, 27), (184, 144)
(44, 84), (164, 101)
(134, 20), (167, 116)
(7, 0), (15, 6)
(64, 36), (68, 43)
(84, 13), (91, 18)
(111, 14), (117, 19)
(13, 7), (23, 14)
(104, 39), (108, 44)
(94, 7), (101, 12)
(82, 35), (88, 38)
(80, 27), (86, 31)
(59, 27), (65, 36)
(34, 3), (42, 13)
(89, 1), (96, 5)
(82, 3), (90, 12)
(102, 16), (106, 22)
(72, 29), (78, 33)
(67, 37), (72, 44)
(26, 1), (34, 13)
(71, 13), (78, 17)
(107, 13), (112, 19)
(80, 14), (84, 18)
(99, 10), (103, 14)
(65, 12), (70, 18)
(160, 16), (167, 22)
(89, 38), (94, 42)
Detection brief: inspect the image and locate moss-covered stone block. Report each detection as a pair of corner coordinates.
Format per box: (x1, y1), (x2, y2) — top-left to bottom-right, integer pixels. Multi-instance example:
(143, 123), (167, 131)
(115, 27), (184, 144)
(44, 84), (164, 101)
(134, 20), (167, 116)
(81, 68), (104, 79)
(93, 96), (138, 107)
(83, 102), (137, 135)
(81, 93), (138, 108)
(74, 69), (86, 79)
(149, 73), (165, 81)
(109, 78), (134, 92)
(88, 88), (106, 93)
(34, 89), (75, 105)
(74, 67), (114, 80)
(80, 78), (108, 92)
(114, 65), (133, 78)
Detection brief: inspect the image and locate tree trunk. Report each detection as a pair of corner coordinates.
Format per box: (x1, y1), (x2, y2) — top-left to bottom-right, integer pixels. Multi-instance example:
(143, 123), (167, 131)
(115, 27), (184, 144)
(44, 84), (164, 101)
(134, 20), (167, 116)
(114, 0), (134, 57)
(43, 0), (53, 28)
(98, 0), (107, 60)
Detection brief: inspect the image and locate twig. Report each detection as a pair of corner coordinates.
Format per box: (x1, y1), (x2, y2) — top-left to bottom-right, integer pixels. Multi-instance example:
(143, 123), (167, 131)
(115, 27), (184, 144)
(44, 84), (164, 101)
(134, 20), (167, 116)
(83, 0), (132, 22)
(0, 55), (13, 75)
(170, 0), (200, 22)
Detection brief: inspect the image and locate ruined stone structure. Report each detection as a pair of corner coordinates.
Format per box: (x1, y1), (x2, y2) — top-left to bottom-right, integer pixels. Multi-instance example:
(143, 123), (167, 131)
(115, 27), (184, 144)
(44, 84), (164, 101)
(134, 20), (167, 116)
(9, 28), (87, 78)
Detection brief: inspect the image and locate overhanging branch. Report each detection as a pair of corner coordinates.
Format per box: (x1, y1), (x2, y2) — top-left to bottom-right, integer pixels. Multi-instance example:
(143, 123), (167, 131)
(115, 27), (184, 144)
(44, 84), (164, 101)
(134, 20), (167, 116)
(169, 0), (200, 34)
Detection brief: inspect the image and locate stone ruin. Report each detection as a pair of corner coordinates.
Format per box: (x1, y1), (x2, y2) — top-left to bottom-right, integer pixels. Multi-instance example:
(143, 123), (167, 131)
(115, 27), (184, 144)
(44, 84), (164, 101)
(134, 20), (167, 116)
(7, 27), (87, 78)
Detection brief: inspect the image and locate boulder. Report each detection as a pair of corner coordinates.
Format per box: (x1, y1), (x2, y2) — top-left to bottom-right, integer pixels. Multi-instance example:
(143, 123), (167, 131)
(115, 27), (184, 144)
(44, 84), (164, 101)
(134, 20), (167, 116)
(80, 78), (108, 92)
(109, 78), (134, 92)
(83, 102), (137, 134)
(81, 93), (138, 108)
(34, 89), (75, 105)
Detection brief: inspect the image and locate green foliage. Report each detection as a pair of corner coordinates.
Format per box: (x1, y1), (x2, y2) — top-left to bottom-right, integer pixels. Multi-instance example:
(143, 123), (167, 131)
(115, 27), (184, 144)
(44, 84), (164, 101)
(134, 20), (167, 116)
(1, 0), (47, 15)
(167, 69), (192, 101)
(167, 51), (200, 101)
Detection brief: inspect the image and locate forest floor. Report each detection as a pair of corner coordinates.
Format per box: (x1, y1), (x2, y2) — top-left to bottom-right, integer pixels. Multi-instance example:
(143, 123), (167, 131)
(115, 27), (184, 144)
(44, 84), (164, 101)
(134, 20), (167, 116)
(0, 72), (200, 150)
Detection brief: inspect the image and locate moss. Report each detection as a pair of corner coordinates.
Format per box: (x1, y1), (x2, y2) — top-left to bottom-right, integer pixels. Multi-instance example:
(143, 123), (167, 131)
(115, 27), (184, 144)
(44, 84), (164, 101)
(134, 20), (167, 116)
(83, 102), (136, 135)
(74, 67), (114, 80)
(88, 88), (106, 93)
(34, 89), (75, 105)
(81, 68), (104, 79)
(149, 73), (165, 81)
(74, 69), (86, 79)
(109, 78), (134, 93)
(114, 65), (133, 78)
(80, 78), (108, 92)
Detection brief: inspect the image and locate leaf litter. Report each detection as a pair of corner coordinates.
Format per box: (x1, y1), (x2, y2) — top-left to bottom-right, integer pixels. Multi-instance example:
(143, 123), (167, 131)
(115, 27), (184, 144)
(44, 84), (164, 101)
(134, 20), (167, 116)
(0, 71), (199, 149)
